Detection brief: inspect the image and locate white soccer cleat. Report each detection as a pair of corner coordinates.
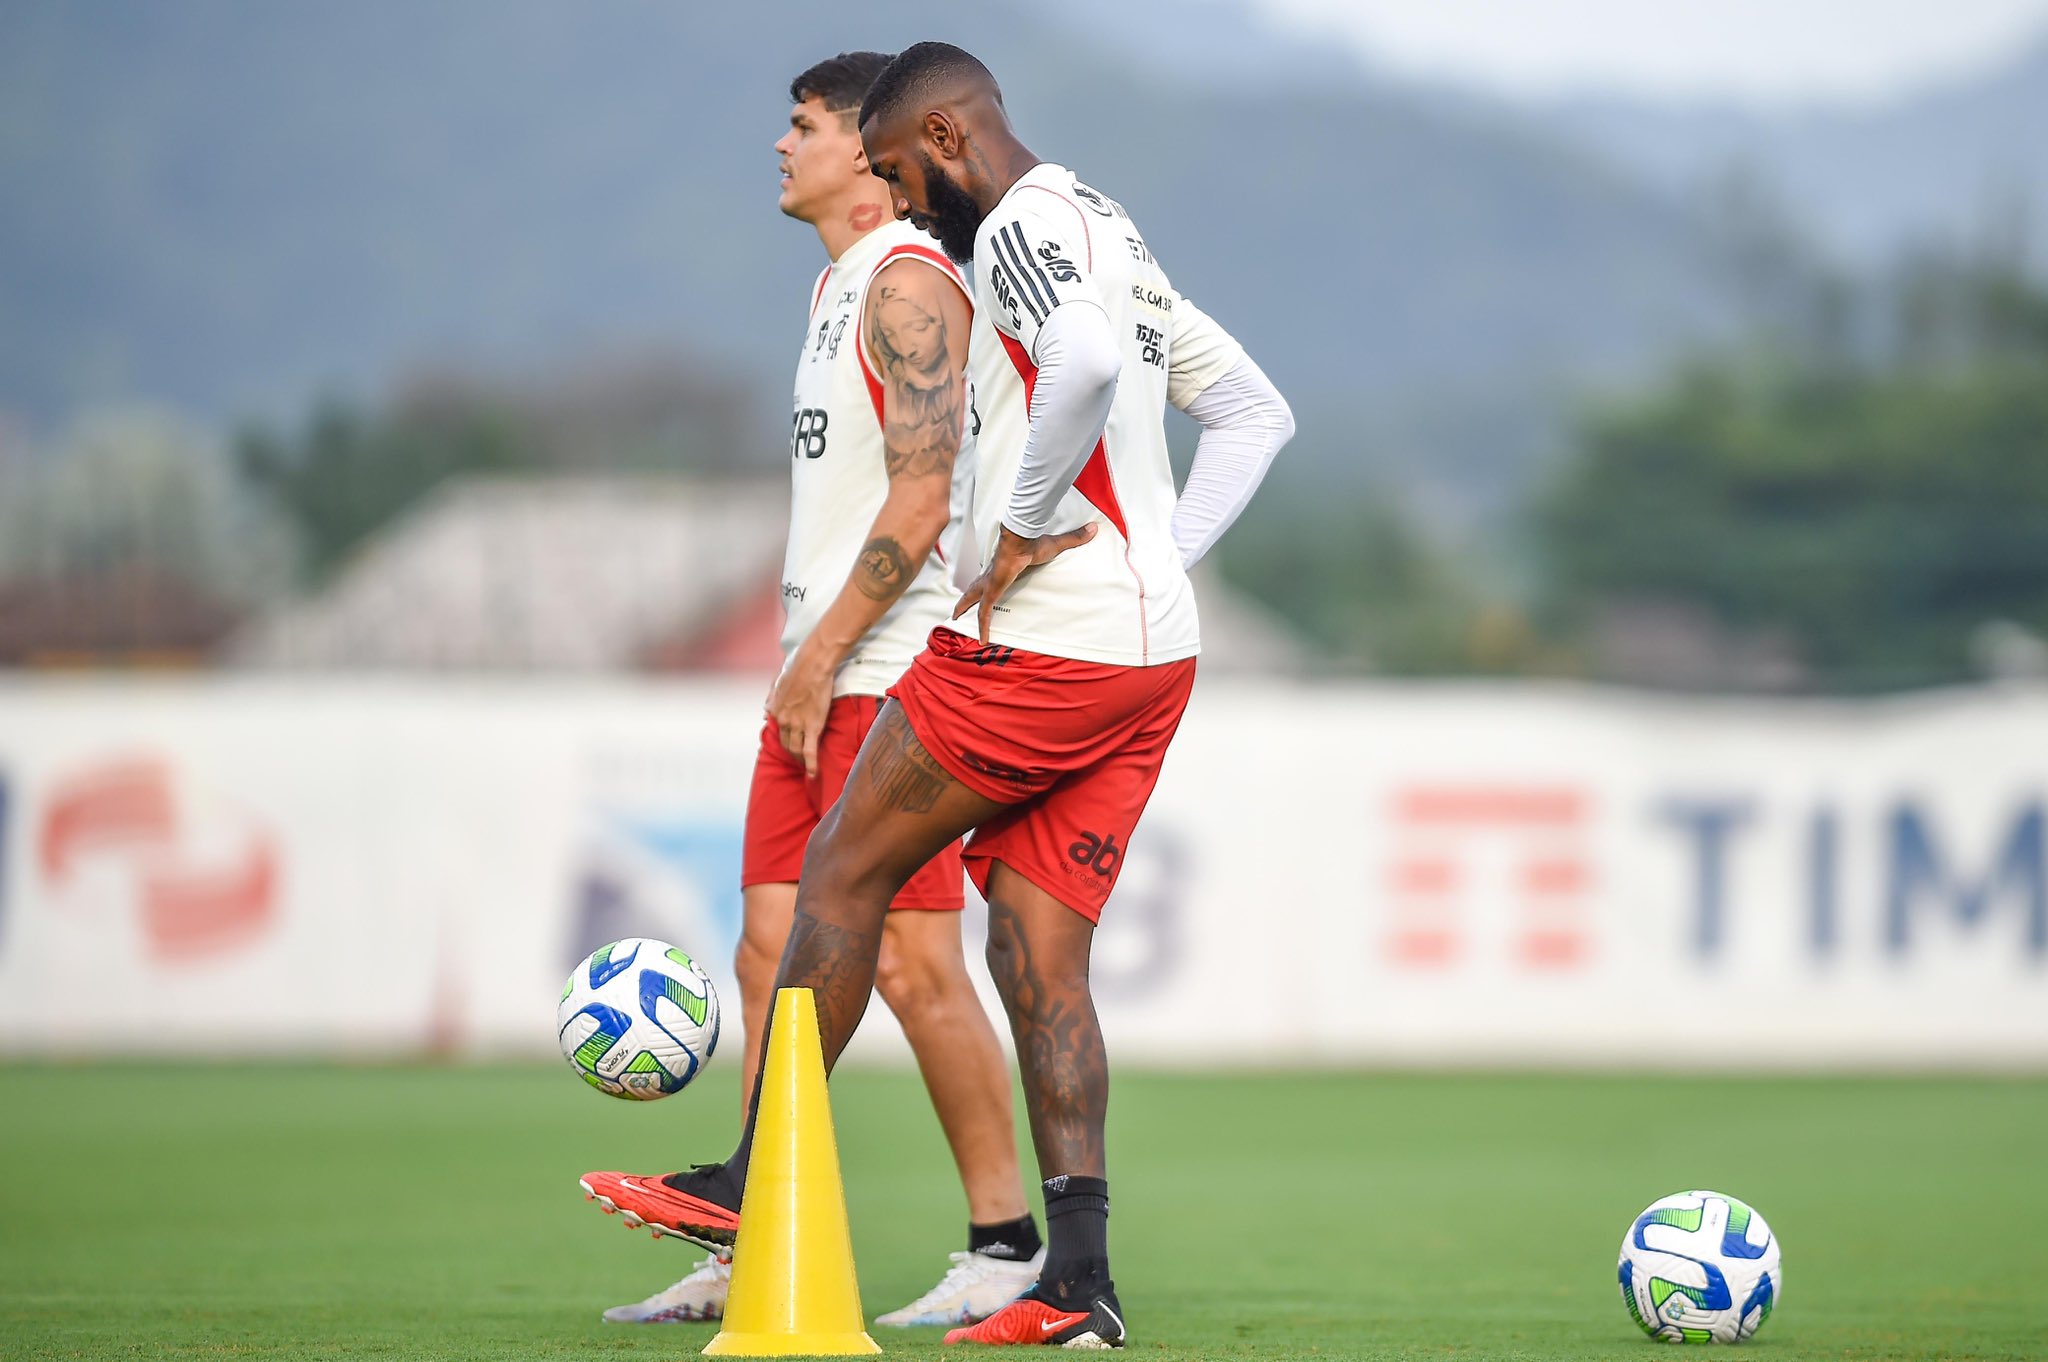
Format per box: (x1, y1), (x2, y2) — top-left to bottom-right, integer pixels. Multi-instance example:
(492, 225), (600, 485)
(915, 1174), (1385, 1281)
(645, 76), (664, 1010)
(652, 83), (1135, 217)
(874, 1247), (1046, 1328)
(601, 1254), (731, 1323)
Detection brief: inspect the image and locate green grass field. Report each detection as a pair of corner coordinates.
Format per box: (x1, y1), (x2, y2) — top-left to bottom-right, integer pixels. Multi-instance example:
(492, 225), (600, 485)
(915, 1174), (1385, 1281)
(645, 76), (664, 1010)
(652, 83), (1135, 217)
(1, 1064), (2042, 1361)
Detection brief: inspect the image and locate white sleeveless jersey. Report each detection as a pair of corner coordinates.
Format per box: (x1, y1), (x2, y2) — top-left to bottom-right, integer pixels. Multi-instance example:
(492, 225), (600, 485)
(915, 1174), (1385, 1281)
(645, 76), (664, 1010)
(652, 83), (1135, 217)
(782, 219), (975, 697)
(965, 163), (1243, 667)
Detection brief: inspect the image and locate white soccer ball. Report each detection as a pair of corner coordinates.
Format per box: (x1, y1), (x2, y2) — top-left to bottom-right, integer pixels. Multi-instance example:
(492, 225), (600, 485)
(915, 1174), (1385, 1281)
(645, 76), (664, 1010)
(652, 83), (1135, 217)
(557, 937), (720, 1100)
(1618, 1190), (1781, 1344)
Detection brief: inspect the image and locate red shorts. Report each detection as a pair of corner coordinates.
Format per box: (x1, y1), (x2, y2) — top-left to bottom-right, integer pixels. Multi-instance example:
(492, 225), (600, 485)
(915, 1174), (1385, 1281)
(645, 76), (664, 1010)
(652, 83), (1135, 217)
(742, 693), (965, 910)
(888, 628), (1196, 922)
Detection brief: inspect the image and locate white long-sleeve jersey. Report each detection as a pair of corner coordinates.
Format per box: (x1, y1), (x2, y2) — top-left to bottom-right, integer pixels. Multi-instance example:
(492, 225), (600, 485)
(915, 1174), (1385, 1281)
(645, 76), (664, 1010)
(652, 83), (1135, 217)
(964, 162), (1247, 666)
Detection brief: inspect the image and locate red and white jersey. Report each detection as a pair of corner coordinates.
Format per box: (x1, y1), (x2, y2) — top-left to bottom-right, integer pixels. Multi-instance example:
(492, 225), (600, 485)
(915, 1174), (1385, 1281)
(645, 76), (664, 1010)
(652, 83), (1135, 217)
(966, 163), (1243, 667)
(783, 219), (974, 697)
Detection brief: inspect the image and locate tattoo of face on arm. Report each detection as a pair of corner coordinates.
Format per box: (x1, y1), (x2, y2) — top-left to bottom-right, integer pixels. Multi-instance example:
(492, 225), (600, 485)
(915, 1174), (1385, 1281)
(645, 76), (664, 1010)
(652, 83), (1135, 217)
(867, 274), (965, 481)
(855, 535), (912, 601)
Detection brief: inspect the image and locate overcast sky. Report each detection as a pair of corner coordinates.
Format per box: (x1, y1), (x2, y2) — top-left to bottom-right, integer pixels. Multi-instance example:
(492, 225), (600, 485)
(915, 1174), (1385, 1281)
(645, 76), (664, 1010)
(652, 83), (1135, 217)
(1253, 0), (2048, 104)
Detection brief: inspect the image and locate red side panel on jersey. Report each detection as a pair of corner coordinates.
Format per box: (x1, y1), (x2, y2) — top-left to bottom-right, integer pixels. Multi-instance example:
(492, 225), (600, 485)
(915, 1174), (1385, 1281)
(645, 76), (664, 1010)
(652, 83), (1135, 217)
(995, 331), (1130, 544)
(808, 266), (833, 320)
(854, 243), (974, 433)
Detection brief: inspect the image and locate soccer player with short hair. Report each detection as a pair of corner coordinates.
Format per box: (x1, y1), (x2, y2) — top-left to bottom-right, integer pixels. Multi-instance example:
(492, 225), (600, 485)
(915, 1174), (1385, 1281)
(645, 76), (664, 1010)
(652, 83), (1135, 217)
(579, 50), (1043, 1329)
(586, 41), (1292, 1348)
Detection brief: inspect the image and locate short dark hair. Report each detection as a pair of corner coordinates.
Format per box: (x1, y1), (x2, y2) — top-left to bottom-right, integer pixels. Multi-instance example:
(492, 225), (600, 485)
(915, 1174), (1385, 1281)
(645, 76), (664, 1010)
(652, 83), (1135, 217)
(857, 41), (999, 131)
(789, 52), (894, 123)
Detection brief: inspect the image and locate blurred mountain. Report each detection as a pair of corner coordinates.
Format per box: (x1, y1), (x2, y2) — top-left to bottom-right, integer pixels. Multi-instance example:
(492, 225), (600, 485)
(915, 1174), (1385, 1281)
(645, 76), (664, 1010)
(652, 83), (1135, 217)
(0, 0), (1729, 511)
(1036, 0), (1372, 90)
(1546, 37), (2048, 264)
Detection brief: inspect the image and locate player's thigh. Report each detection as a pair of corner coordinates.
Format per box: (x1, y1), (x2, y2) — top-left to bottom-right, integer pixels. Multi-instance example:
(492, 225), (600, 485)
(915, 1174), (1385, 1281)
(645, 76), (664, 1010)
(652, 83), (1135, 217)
(806, 699), (1006, 894)
(810, 693), (878, 813)
(824, 696), (968, 911)
(877, 904), (973, 995)
(970, 654), (1192, 922)
(963, 751), (1161, 928)
(742, 714), (815, 891)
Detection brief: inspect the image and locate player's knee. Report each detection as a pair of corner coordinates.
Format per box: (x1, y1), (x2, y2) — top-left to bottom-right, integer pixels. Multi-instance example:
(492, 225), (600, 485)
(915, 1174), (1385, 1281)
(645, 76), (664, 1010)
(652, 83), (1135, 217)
(985, 911), (1089, 1005)
(983, 926), (1024, 1005)
(734, 919), (781, 994)
(876, 928), (963, 1025)
(802, 806), (922, 907)
(797, 807), (864, 893)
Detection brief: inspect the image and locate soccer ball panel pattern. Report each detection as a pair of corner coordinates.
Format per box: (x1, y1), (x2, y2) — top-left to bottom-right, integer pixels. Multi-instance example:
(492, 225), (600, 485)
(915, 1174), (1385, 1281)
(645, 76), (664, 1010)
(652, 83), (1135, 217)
(1618, 1190), (1782, 1344)
(557, 937), (720, 1100)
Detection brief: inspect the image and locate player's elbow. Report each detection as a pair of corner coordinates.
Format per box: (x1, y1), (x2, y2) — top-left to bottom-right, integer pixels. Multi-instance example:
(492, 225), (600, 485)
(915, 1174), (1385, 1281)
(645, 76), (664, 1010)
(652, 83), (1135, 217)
(910, 499), (951, 551)
(892, 477), (952, 551)
(1044, 301), (1122, 398)
(1069, 326), (1122, 398)
(1229, 360), (1295, 452)
(1269, 391), (1297, 449)
(1077, 351), (1121, 410)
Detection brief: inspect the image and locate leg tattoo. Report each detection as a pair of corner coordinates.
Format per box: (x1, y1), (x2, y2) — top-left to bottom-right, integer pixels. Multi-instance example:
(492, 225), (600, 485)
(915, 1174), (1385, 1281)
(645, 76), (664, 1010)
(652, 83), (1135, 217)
(861, 704), (953, 814)
(778, 907), (884, 1070)
(985, 895), (1107, 1178)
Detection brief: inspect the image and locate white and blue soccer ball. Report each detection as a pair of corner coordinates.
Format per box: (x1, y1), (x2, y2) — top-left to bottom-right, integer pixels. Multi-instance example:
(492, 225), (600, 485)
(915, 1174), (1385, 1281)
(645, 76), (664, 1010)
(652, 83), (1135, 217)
(556, 938), (720, 1100)
(1618, 1190), (1782, 1344)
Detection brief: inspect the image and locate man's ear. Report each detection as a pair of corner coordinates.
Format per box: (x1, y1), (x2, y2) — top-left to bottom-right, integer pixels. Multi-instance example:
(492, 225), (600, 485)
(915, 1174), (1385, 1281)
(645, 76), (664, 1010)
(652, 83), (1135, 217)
(925, 109), (965, 162)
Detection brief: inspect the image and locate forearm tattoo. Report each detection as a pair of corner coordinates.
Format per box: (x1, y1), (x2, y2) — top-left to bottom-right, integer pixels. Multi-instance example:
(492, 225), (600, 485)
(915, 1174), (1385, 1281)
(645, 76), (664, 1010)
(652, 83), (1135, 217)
(855, 535), (912, 602)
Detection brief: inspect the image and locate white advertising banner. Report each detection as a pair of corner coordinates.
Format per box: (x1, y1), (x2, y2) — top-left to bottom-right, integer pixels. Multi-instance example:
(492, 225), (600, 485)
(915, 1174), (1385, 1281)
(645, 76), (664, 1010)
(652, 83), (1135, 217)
(0, 678), (2042, 1066)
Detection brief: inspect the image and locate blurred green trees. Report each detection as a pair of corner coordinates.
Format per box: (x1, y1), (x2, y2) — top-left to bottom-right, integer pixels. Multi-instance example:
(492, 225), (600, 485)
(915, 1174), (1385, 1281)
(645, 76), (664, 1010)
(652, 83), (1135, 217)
(236, 360), (754, 584)
(238, 391), (536, 586)
(6, 230), (2044, 689)
(1536, 241), (2048, 691)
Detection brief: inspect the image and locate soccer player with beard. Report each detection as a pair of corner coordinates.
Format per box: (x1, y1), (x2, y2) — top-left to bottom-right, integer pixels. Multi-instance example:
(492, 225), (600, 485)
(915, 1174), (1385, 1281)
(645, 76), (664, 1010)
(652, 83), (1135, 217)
(583, 41), (1293, 1348)
(579, 51), (1042, 1330)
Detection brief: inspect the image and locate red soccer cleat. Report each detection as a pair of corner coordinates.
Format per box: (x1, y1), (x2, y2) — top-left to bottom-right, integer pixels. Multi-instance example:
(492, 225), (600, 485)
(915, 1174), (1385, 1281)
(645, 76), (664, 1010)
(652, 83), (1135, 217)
(579, 1167), (741, 1251)
(944, 1283), (1125, 1349)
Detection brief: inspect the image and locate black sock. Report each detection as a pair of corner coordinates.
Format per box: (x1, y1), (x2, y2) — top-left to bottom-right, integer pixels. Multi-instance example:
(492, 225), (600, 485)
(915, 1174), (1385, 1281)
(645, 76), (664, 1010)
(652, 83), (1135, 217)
(1040, 1174), (1111, 1304)
(662, 1071), (759, 1204)
(968, 1213), (1042, 1262)
(725, 1099), (757, 1191)
(719, 1007), (776, 1192)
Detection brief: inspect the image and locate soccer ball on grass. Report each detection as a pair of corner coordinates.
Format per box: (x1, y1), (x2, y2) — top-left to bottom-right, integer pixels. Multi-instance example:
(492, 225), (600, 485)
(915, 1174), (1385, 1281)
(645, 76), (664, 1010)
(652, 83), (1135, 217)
(1618, 1189), (1781, 1344)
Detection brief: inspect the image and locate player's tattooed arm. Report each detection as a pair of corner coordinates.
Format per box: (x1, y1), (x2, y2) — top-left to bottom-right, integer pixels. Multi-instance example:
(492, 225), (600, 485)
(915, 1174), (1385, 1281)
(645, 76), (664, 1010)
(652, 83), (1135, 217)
(867, 261), (969, 485)
(765, 258), (971, 778)
(854, 535), (913, 602)
(837, 255), (970, 607)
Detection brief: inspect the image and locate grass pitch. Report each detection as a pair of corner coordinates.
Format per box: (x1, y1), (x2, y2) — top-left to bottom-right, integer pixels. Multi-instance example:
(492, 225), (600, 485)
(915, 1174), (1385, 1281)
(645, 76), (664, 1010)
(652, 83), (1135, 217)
(1, 1064), (2042, 1361)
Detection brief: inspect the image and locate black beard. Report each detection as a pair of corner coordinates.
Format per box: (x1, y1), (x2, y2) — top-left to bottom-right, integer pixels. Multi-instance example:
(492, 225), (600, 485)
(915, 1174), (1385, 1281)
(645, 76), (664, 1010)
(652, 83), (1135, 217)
(921, 158), (984, 264)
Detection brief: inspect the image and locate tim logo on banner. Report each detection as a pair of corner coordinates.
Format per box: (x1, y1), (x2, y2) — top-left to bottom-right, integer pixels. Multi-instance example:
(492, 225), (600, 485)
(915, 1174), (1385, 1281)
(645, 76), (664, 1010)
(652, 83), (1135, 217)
(1384, 784), (2045, 969)
(1662, 796), (2046, 959)
(1383, 786), (1595, 970)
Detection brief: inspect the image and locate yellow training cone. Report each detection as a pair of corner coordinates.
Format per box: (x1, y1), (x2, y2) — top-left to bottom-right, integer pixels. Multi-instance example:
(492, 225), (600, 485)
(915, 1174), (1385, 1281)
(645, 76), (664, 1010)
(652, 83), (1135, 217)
(703, 987), (879, 1356)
